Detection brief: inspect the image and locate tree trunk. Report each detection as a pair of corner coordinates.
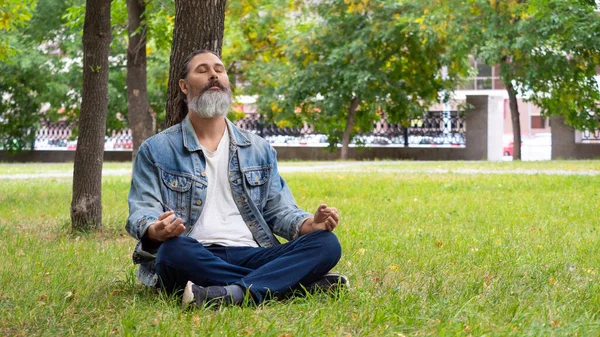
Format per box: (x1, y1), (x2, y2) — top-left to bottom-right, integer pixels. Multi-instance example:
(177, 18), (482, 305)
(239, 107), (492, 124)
(165, 0), (227, 127)
(71, 0), (111, 231)
(506, 81), (522, 160)
(341, 96), (358, 160)
(127, 0), (154, 161)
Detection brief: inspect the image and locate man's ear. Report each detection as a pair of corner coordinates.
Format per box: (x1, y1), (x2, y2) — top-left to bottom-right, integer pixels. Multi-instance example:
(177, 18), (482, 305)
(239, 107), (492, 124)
(179, 79), (188, 95)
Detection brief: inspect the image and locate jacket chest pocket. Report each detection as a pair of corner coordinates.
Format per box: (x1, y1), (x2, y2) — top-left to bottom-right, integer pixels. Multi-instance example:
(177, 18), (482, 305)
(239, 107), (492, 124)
(160, 169), (193, 219)
(243, 167), (270, 206)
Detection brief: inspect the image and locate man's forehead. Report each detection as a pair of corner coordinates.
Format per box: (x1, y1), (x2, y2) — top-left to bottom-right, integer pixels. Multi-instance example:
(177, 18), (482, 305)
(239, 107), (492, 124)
(189, 53), (223, 67)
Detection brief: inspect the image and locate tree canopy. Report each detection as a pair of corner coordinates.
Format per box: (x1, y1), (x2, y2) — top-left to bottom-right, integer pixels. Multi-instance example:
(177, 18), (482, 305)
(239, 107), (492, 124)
(1, 0), (599, 156)
(450, 0), (600, 158)
(227, 0), (470, 158)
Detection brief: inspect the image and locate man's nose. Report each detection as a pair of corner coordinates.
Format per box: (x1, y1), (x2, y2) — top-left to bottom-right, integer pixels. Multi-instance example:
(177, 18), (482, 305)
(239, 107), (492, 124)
(209, 68), (218, 80)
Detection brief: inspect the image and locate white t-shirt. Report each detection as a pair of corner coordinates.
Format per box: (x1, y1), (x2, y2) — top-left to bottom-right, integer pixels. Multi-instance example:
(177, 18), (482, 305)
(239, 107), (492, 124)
(189, 129), (258, 247)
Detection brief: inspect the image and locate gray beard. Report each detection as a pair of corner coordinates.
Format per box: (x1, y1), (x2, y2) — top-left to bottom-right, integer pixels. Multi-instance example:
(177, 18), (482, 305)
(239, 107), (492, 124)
(188, 89), (232, 118)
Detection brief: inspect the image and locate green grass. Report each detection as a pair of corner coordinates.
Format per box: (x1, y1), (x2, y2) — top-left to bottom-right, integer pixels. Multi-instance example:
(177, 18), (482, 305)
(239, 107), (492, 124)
(0, 162), (131, 175)
(1, 161), (600, 336)
(1, 159), (598, 176)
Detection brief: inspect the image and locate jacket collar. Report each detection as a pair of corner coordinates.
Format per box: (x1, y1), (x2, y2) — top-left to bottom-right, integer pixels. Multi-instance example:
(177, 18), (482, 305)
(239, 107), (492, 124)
(182, 115), (251, 152)
(225, 118), (252, 147)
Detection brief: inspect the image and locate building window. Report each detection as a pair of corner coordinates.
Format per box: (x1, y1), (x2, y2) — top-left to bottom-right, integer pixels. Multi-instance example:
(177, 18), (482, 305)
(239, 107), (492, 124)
(531, 116), (546, 129)
(458, 58), (504, 90)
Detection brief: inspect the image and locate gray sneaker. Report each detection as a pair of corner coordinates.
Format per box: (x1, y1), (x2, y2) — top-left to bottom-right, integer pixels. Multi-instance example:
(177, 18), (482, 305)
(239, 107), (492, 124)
(181, 281), (229, 308)
(305, 273), (350, 293)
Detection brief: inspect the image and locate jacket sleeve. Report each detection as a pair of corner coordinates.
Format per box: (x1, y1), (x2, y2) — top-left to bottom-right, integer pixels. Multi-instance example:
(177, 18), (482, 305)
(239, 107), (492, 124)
(125, 142), (164, 252)
(261, 146), (312, 241)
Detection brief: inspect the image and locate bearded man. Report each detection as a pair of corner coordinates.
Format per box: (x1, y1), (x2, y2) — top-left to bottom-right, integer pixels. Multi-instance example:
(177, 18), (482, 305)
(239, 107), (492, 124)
(126, 49), (347, 308)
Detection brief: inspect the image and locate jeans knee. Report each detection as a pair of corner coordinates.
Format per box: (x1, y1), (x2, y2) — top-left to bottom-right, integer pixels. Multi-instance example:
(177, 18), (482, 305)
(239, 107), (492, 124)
(315, 231), (342, 265)
(156, 236), (196, 266)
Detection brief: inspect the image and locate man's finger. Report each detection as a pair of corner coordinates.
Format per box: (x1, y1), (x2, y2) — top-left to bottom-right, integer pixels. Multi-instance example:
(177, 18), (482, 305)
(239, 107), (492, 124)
(164, 218), (180, 234)
(163, 214), (176, 225)
(153, 218), (167, 230)
(165, 219), (184, 237)
(330, 211), (339, 223)
(174, 223), (185, 236)
(320, 206), (337, 216)
(325, 218), (334, 231)
(157, 210), (174, 221)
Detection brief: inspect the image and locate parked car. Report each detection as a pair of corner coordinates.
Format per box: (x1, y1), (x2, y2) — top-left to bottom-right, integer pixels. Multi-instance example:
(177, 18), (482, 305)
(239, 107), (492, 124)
(66, 140), (77, 150)
(503, 142), (514, 156)
(503, 134), (524, 157)
(503, 133), (551, 160)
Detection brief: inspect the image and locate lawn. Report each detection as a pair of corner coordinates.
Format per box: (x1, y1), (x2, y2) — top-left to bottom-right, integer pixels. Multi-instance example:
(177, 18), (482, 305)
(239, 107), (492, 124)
(1, 161), (599, 336)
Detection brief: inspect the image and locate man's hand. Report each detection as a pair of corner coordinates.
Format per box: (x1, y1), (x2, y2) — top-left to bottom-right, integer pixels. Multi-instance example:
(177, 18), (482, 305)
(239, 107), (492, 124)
(146, 210), (185, 242)
(300, 204), (339, 236)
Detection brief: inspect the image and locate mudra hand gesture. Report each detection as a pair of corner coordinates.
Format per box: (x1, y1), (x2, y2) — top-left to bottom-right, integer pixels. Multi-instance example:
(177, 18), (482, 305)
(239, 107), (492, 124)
(300, 204), (340, 235)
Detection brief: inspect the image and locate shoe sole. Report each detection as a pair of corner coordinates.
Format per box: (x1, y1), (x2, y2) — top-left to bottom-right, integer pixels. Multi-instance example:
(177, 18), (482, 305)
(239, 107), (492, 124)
(305, 273), (350, 294)
(181, 281), (194, 308)
(324, 273), (350, 288)
(341, 275), (350, 288)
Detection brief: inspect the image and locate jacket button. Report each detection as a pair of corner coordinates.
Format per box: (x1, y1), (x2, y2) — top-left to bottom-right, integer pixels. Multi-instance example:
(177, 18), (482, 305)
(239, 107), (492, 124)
(201, 172), (207, 177)
(196, 200), (202, 206)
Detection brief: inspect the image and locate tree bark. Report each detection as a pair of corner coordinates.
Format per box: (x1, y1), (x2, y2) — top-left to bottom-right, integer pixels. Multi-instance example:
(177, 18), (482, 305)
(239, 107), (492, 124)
(341, 96), (358, 160)
(506, 81), (522, 160)
(127, 0), (154, 161)
(166, 0), (227, 127)
(71, 0), (111, 231)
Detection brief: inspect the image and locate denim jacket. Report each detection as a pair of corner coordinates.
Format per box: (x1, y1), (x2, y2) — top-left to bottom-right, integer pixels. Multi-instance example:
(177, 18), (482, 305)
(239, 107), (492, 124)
(126, 116), (312, 287)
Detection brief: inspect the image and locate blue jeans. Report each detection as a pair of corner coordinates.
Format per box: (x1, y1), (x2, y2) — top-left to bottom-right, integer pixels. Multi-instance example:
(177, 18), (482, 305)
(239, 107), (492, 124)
(154, 230), (342, 303)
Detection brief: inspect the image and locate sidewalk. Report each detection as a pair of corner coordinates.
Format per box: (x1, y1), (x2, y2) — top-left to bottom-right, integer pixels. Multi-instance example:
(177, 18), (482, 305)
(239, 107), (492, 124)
(0, 162), (598, 179)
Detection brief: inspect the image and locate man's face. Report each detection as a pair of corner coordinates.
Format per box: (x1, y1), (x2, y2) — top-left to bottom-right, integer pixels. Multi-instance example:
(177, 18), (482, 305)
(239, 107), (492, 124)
(179, 52), (230, 98)
(179, 52), (232, 118)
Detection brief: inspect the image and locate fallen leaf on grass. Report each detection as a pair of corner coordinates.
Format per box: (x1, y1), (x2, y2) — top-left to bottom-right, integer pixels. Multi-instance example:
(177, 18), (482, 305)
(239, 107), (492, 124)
(484, 274), (494, 288)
